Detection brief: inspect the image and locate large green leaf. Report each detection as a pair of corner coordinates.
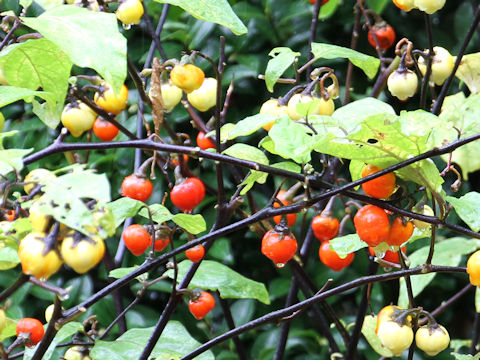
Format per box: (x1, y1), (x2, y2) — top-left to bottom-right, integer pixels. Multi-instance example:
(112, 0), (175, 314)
(106, 197), (144, 228)
(0, 86), (53, 108)
(154, 0), (247, 36)
(221, 114), (277, 140)
(398, 237), (480, 307)
(0, 38), (71, 128)
(0, 131), (32, 176)
(265, 47), (300, 92)
(446, 192), (480, 232)
(90, 321), (214, 360)
(311, 43), (380, 79)
(165, 260), (270, 304)
(21, 5), (127, 92)
(0, 246), (20, 270)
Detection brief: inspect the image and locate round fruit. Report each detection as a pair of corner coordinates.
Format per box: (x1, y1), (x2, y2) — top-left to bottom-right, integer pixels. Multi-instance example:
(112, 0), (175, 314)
(122, 224), (152, 256)
(376, 320), (414, 356)
(368, 25), (396, 50)
(186, 244), (205, 263)
(153, 81), (183, 113)
(171, 154), (189, 166)
(116, 0), (144, 25)
(387, 69), (418, 101)
(187, 77), (217, 112)
(170, 64), (205, 93)
(393, 0), (416, 11)
(94, 83), (129, 115)
(60, 233), (105, 274)
(286, 94), (335, 120)
(93, 118), (119, 141)
(197, 132), (216, 150)
(413, 204), (434, 229)
(121, 174), (153, 202)
(467, 250), (480, 286)
(369, 247), (406, 266)
(418, 46), (454, 86)
(387, 217), (413, 247)
(16, 318), (44, 346)
(188, 291), (215, 320)
(353, 205), (390, 247)
(376, 305), (406, 334)
(361, 164), (396, 199)
(414, 0), (446, 14)
(273, 190), (297, 227)
(24, 168), (56, 195)
(28, 201), (52, 233)
(261, 229), (297, 267)
(259, 99), (289, 131)
(154, 237), (170, 252)
(170, 177), (206, 212)
(18, 232), (63, 280)
(44, 304), (54, 323)
(415, 324), (450, 356)
(64, 346), (92, 360)
(311, 215), (339, 242)
(319, 241), (354, 271)
(61, 102), (97, 137)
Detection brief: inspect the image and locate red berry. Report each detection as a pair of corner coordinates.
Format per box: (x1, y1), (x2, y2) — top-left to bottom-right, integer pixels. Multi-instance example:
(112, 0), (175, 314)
(261, 229), (297, 267)
(16, 318), (44, 346)
(154, 237), (170, 252)
(170, 177), (206, 212)
(361, 164), (396, 199)
(354, 205), (390, 247)
(273, 190), (297, 226)
(122, 224), (151, 256)
(311, 215), (339, 242)
(121, 174), (153, 202)
(186, 244), (205, 263)
(319, 241), (354, 271)
(386, 217), (413, 247)
(93, 117), (119, 141)
(188, 291), (215, 320)
(196, 132), (216, 150)
(368, 25), (396, 50)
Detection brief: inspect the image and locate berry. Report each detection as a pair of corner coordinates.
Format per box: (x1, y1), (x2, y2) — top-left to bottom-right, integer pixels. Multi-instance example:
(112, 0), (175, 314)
(368, 25), (396, 50)
(353, 205), (390, 247)
(415, 324), (450, 356)
(197, 132), (216, 150)
(273, 190), (297, 227)
(319, 241), (354, 271)
(188, 291), (215, 320)
(93, 117), (119, 141)
(170, 177), (206, 212)
(116, 0), (144, 25)
(94, 83), (128, 115)
(122, 224), (151, 256)
(170, 64), (205, 93)
(185, 244), (205, 263)
(387, 69), (418, 101)
(311, 214), (340, 242)
(467, 250), (480, 286)
(386, 217), (413, 247)
(60, 233), (105, 274)
(16, 318), (44, 346)
(121, 174), (153, 202)
(261, 229), (297, 267)
(187, 77), (217, 112)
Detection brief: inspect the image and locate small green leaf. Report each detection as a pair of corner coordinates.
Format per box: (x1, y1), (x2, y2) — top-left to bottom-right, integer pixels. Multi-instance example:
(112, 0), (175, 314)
(224, 114), (277, 140)
(319, 0), (340, 20)
(451, 353), (480, 360)
(270, 161), (301, 173)
(165, 260), (270, 304)
(172, 213), (206, 235)
(22, 5), (127, 92)
(139, 204), (174, 225)
(109, 266), (138, 279)
(223, 143), (269, 165)
(154, 0), (247, 35)
(311, 43), (380, 79)
(447, 192), (480, 232)
(329, 234), (366, 258)
(361, 315), (394, 357)
(106, 197), (144, 228)
(265, 47), (300, 92)
(0, 318), (17, 341)
(0, 246), (20, 270)
(398, 237), (480, 307)
(90, 321), (214, 360)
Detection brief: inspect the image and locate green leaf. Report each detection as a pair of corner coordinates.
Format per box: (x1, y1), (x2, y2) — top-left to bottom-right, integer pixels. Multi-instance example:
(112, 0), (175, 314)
(452, 353), (480, 360)
(361, 315), (394, 357)
(265, 47), (300, 92)
(319, 0), (340, 20)
(223, 114), (277, 140)
(456, 52), (480, 94)
(154, 0), (247, 36)
(311, 43), (380, 79)
(0, 131), (33, 176)
(270, 161), (301, 173)
(446, 192), (480, 232)
(108, 266), (141, 280)
(267, 117), (314, 164)
(398, 237), (480, 307)
(329, 234), (366, 258)
(223, 143), (269, 166)
(172, 214), (206, 235)
(90, 321), (214, 360)
(139, 204), (174, 225)
(0, 86), (52, 107)
(106, 197), (144, 228)
(0, 318), (17, 341)
(0, 38), (72, 127)
(165, 260), (270, 304)
(22, 5), (127, 92)
(37, 167), (111, 236)
(0, 246), (20, 270)
(24, 322), (83, 360)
